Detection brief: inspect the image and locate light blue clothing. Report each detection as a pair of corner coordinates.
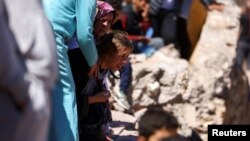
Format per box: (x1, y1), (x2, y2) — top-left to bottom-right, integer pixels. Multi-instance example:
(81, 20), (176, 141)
(42, 0), (97, 141)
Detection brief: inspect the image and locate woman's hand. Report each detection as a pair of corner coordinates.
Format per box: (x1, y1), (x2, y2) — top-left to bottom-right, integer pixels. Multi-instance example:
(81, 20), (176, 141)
(88, 90), (110, 104)
(88, 62), (99, 77)
(139, 36), (150, 44)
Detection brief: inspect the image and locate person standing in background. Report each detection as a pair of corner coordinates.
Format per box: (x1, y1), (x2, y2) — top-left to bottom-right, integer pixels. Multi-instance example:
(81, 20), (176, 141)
(176, 0), (192, 60)
(0, 0), (58, 141)
(123, 0), (164, 56)
(149, 0), (181, 45)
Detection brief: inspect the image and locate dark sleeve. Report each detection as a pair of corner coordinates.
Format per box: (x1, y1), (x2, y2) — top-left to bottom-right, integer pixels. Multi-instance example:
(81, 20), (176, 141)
(77, 95), (89, 117)
(0, 3), (30, 104)
(201, 0), (213, 8)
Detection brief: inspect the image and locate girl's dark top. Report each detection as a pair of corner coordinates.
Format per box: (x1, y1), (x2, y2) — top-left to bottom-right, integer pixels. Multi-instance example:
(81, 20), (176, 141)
(67, 48), (112, 135)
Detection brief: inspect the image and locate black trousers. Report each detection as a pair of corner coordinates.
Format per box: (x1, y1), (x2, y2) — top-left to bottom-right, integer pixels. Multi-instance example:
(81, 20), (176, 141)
(176, 17), (191, 60)
(79, 127), (106, 141)
(150, 10), (177, 45)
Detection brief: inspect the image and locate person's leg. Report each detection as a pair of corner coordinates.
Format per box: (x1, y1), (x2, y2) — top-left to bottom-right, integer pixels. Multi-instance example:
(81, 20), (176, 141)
(176, 17), (191, 60)
(132, 41), (143, 54)
(149, 14), (160, 37)
(133, 41), (155, 58)
(148, 37), (165, 50)
(79, 128), (106, 141)
(114, 61), (132, 110)
(160, 11), (177, 45)
(119, 61), (132, 94)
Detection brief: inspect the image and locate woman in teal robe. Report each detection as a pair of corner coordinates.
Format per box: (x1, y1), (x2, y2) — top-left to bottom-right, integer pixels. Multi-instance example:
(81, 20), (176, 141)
(42, 0), (97, 141)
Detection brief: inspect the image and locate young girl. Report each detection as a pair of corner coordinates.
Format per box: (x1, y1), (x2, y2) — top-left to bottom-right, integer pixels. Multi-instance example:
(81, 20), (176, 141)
(68, 32), (133, 141)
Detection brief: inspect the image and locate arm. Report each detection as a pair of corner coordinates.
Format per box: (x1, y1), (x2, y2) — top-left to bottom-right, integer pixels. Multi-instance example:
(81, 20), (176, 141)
(0, 12), (29, 109)
(88, 71), (110, 104)
(30, 12), (58, 92)
(88, 91), (110, 104)
(127, 35), (150, 43)
(79, 91), (109, 117)
(75, 0), (98, 67)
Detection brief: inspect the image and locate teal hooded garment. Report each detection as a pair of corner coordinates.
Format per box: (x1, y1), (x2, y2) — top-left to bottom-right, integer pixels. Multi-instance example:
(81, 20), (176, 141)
(42, 0), (97, 141)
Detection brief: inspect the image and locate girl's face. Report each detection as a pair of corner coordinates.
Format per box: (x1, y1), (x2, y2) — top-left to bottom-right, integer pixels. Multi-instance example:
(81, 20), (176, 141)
(133, 0), (146, 12)
(94, 13), (114, 39)
(101, 48), (131, 71)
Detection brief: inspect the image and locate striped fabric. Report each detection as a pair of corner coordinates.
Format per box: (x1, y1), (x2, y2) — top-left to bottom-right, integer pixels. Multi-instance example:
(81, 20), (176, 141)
(149, 0), (162, 15)
(80, 70), (112, 124)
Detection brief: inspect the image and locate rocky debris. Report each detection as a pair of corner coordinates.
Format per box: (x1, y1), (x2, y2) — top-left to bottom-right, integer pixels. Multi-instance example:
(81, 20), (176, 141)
(110, 111), (137, 141)
(110, 1), (250, 141)
(157, 43), (181, 58)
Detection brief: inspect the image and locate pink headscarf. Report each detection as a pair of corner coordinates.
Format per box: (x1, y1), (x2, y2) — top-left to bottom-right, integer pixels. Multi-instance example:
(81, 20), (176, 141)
(95, 1), (115, 21)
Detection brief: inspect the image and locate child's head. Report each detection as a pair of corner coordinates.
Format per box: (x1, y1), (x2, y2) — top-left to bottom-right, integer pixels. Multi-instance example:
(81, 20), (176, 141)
(96, 31), (133, 71)
(94, 1), (116, 40)
(138, 106), (179, 141)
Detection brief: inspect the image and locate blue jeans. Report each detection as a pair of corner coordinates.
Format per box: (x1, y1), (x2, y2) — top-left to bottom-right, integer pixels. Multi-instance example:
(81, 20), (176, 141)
(132, 37), (164, 57)
(119, 61), (132, 95)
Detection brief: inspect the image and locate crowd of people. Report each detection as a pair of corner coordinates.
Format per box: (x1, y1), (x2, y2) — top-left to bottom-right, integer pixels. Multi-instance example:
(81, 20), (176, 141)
(1, 0), (249, 141)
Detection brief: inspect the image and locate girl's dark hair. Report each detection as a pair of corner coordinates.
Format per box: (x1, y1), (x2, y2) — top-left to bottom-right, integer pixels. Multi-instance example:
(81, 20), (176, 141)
(96, 31), (133, 59)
